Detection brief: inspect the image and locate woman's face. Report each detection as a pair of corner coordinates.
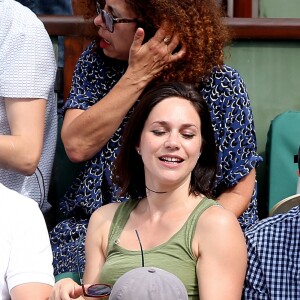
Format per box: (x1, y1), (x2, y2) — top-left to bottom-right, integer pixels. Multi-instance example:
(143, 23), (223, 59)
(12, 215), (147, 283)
(138, 97), (202, 191)
(94, 0), (138, 61)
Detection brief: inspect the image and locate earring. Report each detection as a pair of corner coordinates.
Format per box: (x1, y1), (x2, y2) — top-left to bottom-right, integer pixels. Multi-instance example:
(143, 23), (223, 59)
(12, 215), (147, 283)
(137, 149), (141, 155)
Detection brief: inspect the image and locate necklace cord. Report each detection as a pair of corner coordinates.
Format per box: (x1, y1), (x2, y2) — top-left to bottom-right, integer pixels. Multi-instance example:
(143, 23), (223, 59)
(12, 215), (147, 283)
(145, 186), (167, 194)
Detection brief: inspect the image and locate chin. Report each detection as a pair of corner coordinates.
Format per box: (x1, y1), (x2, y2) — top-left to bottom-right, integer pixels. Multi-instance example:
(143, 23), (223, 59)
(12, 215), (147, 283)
(103, 49), (129, 61)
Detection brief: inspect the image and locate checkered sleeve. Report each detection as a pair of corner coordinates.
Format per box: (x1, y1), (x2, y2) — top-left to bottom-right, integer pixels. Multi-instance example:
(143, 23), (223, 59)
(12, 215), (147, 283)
(242, 232), (269, 300)
(243, 207), (300, 299)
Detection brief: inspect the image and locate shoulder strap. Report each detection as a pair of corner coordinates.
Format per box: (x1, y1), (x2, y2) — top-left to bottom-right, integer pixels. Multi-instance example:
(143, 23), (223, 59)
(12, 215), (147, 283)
(184, 198), (219, 247)
(107, 199), (138, 251)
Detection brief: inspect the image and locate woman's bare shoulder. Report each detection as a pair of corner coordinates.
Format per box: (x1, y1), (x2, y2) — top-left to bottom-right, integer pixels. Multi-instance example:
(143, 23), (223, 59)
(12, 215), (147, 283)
(89, 203), (121, 228)
(194, 204), (245, 258)
(198, 204), (242, 235)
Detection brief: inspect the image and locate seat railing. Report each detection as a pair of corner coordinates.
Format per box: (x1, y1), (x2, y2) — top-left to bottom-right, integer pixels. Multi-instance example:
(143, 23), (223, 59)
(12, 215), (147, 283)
(39, 16), (300, 101)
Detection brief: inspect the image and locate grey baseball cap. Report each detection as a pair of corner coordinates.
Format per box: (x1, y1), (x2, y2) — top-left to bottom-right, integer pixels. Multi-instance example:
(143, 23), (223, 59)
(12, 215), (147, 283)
(108, 267), (188, 300)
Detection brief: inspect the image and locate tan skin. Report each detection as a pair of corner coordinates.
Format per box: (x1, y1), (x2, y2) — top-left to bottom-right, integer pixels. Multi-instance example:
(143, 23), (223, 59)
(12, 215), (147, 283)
(10, 283), (52, 300)
(62, 0), (185, 164)
(50, 202), (246, 300)
(0, 98), (46, 175)
(61, 0), (255, 218)
(50, 97), (247, 300)
(217, 168), (256, 217)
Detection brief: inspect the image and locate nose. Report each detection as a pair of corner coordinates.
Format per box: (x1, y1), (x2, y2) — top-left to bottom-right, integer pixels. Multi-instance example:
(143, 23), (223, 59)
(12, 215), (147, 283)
(164, 133), (180, 150)
(94, 13), (104, 28)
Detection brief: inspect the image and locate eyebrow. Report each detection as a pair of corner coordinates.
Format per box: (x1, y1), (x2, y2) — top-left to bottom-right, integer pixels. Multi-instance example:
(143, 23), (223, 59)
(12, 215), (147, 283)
(104, 3), (115, 14)
(106, 4), (122, 17)
(151, 121), (199, 129)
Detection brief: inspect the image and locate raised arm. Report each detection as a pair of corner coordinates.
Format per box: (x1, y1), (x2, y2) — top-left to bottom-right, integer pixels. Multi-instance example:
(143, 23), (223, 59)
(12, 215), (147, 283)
(0, 98), (46, 175)
(62, 28), (185, 163)
(196, 206), (247, 299)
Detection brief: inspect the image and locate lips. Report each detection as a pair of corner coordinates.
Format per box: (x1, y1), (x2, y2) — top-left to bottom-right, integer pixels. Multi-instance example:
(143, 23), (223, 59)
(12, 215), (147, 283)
(100, 38), (111, 49)
(159, 156), (183, 164)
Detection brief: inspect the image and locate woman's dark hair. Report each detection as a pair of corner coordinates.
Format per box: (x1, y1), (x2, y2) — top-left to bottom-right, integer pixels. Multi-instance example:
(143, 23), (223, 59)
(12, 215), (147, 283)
(113, 82), (217, 199)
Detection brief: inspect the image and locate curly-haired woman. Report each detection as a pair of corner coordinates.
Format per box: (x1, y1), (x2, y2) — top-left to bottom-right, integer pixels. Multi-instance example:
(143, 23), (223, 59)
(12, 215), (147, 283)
(50, 0), (262, 276)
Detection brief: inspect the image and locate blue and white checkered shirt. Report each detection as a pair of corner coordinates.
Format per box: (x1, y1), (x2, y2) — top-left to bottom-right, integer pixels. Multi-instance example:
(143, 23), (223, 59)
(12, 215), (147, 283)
(242, 205), (300, 299)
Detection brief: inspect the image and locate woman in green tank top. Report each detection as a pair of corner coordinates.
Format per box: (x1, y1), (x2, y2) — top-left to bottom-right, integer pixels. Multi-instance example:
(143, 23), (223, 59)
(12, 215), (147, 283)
(50, 82), (247, 300)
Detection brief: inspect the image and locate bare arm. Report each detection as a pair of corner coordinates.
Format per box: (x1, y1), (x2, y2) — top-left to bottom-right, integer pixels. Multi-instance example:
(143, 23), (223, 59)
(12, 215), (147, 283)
(49, 204), (119, 300)
(0, 98), (46, 175)
(196, 206), (247, 299)
(47, 211), (104, 300)
(10, 283), (52, 300)
(62, 28), (185, 163)
(216, 168), (256, 217)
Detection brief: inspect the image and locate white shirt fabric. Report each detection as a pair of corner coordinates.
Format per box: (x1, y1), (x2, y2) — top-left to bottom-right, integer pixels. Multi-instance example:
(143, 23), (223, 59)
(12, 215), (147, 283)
(0, 0), (57, 212)
(0, 183), (54, 300)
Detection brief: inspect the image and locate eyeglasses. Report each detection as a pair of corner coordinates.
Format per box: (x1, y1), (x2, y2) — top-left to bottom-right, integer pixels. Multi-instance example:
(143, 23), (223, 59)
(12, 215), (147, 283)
(82, 283), (112, 298)
(96, 1), (138, 33)
(77, 230), (144, 297)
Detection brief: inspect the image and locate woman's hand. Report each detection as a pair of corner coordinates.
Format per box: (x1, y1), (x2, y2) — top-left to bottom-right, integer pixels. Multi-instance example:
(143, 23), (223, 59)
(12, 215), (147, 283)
(61, 28), (186, 163)
(127, 27), (186, 84)
(49, 278), (84, 300)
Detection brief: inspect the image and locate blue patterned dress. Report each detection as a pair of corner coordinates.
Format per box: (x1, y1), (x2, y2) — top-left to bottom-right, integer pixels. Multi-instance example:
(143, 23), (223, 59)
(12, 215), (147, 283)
(50, 41), (262, 275)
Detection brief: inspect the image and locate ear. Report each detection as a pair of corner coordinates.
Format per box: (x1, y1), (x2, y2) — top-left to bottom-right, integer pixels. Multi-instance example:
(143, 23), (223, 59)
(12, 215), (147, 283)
(136, 146), (141, 155)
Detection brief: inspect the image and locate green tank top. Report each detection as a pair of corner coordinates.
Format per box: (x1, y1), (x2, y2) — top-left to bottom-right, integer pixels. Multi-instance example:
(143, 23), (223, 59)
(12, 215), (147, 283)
(100, 197), (218, 299)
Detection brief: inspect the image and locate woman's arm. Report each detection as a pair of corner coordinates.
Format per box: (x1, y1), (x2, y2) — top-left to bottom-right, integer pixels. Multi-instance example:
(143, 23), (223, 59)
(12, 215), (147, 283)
(49, 204), (119, 300)
(216, 168), (256, 217)
(204, 66), (262, 218)
(48, 213), (105, 300)
(62, 28), (185, 163)
(196, 206), (247, 300)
